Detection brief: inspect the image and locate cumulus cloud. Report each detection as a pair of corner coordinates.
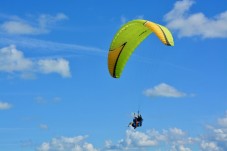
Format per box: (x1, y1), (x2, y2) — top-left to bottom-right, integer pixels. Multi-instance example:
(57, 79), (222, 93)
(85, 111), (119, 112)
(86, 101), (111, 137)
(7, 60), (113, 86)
(35, 112), (227, 151)
(37, 136), (98, 151)
(0, 13), (67, 35)
(37, 58), (71, 77)
(200, 112), (227, 151)
(0, 45), (71, 78)
(164, 0), (227, 38)
(104, 129), (157, 150)
(200, 141), (220, 151)
(218, 112), (227, 127)
(143, 83), (187, 98)
(105, 128), (195, 151)
(0, 101), (12, 110)
(105, 120), (227, 151)
(0, 45), (33, 72)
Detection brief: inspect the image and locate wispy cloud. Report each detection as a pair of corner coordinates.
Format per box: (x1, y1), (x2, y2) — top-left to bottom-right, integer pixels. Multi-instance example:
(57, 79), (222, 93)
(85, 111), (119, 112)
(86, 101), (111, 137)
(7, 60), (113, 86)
(37, 135), (98, 151)
(39, 124), (48, 130)
(0, 101), (12, 110)
(1, 21), (42, 35)
(0, 36), (104, 54)
(35, 96), (62, 104)
(0, 45), (71, 78)
(143, 83), (187, 98)
(0, 13), (68, 35)
(0, 13), (104, 58)
(38, 13), (68, 29)
(164, 0), (227, 38)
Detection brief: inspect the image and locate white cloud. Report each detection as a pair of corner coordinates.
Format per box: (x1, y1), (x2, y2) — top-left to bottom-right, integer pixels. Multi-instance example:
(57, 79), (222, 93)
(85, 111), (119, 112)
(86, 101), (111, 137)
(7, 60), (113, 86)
(0, 37), (104, 54)
(0, 101), (12, 110)
(37, 58), (71, 78)
(125, 129), (157, 147)
(0, 45), (71, 78)
(35, 112), (227, 151)
(173, 145), (192, 151)
(0, 45), (33, 72)
(38, 13), (68, 29)
(105, 128), (157, 150)
(37, 136), (98, 151)
(164, 0), (227, 38)
(0, 13), (67, 35)
(105, 128), (194, 151)
(143, 83), (186, 98)
(200, 141), (220, 151)
(218, 112), (227, 127)
(170, 128), (185, 135)
(199, 112), (227, 151)
(1, 21), (42, 35)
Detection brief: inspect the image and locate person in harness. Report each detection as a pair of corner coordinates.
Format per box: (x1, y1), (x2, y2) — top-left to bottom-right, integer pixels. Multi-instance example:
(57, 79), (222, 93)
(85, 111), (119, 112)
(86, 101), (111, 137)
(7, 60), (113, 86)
(128, 112), (143, 129)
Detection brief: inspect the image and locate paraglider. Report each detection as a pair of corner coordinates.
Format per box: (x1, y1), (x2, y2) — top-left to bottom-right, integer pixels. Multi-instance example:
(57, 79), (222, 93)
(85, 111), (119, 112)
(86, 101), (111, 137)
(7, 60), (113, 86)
(128, 112), (143, 129)
(108, 19), (174, 78)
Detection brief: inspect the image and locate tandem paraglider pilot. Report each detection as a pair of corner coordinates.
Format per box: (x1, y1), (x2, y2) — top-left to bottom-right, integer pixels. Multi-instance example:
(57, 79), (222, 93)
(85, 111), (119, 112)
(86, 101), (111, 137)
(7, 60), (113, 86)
(128, 113), (143, 129)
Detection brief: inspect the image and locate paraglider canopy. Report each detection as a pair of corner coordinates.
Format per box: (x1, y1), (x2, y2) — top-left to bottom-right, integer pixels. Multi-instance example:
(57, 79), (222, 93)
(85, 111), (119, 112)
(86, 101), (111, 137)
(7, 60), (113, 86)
(108, 19), (174, 78)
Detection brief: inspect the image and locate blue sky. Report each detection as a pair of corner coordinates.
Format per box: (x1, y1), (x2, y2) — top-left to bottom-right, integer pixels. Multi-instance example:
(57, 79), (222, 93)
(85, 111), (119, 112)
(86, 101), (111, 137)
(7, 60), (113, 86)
(0, 0), (227, 150)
